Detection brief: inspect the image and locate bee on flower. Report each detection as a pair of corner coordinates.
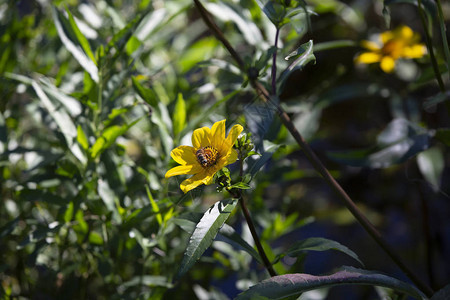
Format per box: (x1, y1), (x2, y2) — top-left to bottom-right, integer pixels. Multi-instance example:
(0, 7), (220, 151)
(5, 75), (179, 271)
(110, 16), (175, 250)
(355, 25), (427, 73)
(165, 120), (243, 193)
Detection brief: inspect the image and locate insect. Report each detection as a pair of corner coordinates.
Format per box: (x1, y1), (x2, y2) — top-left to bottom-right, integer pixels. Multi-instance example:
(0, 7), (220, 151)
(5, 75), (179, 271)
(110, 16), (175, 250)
(196, 146), (219, 168)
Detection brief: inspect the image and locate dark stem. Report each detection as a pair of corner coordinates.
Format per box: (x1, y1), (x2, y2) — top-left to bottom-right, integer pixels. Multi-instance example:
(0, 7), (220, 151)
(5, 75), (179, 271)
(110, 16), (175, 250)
(417, 0), (446, 93)
(418, 185), (435, 288)
(235, 151), (277, 277)
(239, 194), (277, 277)
(271, 28), (280, 95)
(193, 0), (434, 296)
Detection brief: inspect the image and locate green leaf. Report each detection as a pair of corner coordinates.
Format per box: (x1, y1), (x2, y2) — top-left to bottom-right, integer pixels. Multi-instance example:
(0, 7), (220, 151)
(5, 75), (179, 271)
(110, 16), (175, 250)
(132, 76), (158, 107)
(173, 93), (186, 137)
(180, 90), (240, 138)
(146, 186), (162, 225)
(77, 125), (89, 150)
(236, 266), (426, 300)
(64, 201), (75, 223)
(65, 7), (97, 65)
(88, 231), (103, 245)
(205, 2), (263, 46)
(278, 40), (315, 92)
(52, 7), (98, 82)
(178, 37), (218, 73)
(229, 182), (251, 190)
(132, 77), (173, 155)
(417, 147), (444, 191)
(282, 237), (363, 266)
(256, 0), (288, 28)
(91, 119), (140, 158)
(176, 199), (238, 280)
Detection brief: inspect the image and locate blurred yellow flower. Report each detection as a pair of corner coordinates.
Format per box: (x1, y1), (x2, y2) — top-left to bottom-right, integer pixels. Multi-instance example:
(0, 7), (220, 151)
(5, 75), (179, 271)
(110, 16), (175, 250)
(355, 25), (427, 73)
(165, 120), (243, 193)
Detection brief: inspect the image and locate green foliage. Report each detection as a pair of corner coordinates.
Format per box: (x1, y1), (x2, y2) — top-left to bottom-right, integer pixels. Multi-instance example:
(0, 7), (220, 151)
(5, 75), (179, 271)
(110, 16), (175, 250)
(1, 0), (449, 299)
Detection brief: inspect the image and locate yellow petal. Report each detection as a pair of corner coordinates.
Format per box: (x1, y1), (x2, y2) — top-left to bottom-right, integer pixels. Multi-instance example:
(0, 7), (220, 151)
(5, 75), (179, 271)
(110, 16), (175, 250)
(380, 31), (394, 44)
(192, 126), (211, 149)
(355, 52), (382, 64)
(211, 120), (226, 150)
(165, 164), (203, 178)
(361, 40), (380, 51)
(397, 25), (413, 40)
(171, 145), (198, 165)
(179, 170), (215, 193)
(223, 124), (243, 152)
(226, 148), (238, 164)
(380, 56), (396, 73)
(402, 44), (426, 58)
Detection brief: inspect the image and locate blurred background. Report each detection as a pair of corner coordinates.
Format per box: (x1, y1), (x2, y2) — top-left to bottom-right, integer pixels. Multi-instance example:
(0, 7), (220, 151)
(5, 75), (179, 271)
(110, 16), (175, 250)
(1, 0), (449, 299)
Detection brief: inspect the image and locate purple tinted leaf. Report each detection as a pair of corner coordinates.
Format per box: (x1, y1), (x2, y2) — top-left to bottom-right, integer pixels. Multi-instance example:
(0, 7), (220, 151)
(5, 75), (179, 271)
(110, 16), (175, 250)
(236, 266), (426, 300)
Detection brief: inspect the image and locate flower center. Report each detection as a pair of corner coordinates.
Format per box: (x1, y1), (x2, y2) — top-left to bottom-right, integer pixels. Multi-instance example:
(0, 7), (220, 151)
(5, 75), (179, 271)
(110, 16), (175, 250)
(382, 40), (404, 59)
(196, 146), (219, 168)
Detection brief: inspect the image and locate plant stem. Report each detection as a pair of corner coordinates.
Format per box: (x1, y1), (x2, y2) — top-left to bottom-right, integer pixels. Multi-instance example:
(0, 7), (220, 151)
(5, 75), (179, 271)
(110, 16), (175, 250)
(193, 0), (434, 296)
(417, 0), (446, 93)
(235, 152), (277, 277)
(272, 28), (280, 95)
(418, 185), (435, 288)
(239, 194), (277, 277)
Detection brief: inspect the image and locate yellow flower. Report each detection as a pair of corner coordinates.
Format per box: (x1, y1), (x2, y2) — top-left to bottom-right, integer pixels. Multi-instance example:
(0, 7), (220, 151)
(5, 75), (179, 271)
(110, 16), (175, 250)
(165, 120), (243, 193)
(355, 25), (427, 73)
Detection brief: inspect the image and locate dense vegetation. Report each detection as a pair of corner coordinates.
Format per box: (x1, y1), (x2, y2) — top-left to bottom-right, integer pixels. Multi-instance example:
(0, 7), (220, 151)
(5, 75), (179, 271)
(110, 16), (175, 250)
(1, 0), (449, 299)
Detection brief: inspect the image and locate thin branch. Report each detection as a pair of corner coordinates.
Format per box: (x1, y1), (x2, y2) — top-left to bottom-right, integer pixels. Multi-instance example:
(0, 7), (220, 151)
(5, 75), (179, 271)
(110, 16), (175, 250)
(193, 0), (434, 296)
(271, 28), (280, 95)
(239, 194), (277, 277)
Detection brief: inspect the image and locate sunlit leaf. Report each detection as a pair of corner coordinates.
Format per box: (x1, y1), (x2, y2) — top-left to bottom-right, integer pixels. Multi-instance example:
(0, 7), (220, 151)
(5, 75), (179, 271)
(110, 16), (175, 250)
(173, 93), (186, 137)
(52, 6), (98, 82)
(65, 7), (97, 65)
(176, 199), (238, 280)
(91, 119), (140, 158)
(178, 37), (218, 73)
(206, 2), (264, 46)
(417, 147), (444, 191)
(77, 125), (89, 150)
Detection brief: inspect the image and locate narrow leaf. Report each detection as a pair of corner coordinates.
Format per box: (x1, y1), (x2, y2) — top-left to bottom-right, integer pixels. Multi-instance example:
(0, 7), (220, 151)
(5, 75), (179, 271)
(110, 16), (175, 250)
(91, 119), (140, 158)
(176, 199), (238, 280)
(236, 266), (426, 300)
(52, 7), (98, 82)
(173, 93), (186, 137)
(146, 185), (162, 225)
(65, 8), (97, 65)
(31, 81), (86, 164)
(283, 237), (363, 266)
(77, 125), (89, 150)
